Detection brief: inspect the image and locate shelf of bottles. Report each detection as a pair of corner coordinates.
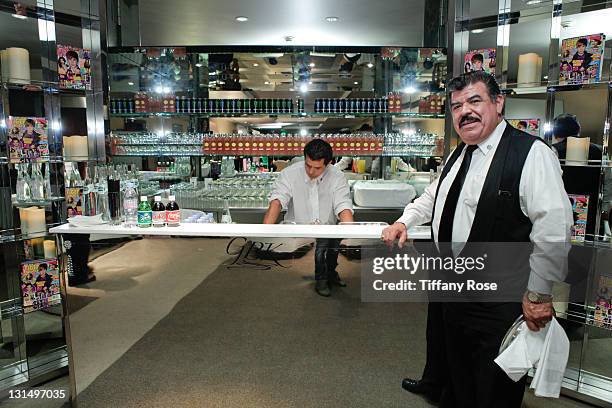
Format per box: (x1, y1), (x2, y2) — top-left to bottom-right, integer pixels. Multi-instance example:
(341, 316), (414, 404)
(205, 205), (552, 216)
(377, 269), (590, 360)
(14, 162), (57, 205)
(109, 95), (445, 118)
(110, 132), (205, 156)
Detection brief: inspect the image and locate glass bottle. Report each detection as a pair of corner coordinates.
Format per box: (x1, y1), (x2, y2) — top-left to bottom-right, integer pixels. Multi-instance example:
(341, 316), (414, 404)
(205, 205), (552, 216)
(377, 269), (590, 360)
(221, 198), (232, 223)
(16, 163), (32, 202)
(30, 163), (45, 201)
(43, 162), (52, 199)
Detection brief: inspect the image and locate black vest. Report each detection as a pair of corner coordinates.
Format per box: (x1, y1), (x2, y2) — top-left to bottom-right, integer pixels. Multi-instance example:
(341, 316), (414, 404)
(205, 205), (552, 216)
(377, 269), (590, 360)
(433, 123), (544, 243)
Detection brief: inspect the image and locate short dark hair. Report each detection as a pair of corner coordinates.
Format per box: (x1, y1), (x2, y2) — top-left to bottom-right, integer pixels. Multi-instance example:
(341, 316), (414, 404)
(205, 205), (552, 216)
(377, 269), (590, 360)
(304, 139), (333, 164)
(553, 113), (581, 139)
(66, 50), (79, 61)
(471, 53), (484, 63)
(577, 38), (588, 47)
(518, 121), (528, 128)
(447, 71), (501, 103)
(25, 119), (35, 127)
(39, 263), (48, 270)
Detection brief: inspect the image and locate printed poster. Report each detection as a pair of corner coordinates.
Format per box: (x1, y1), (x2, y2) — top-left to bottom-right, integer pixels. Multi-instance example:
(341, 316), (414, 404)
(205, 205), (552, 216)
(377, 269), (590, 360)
(464, 48), (496, 75)
(57, 45), (92, 90)
(65, 187), (83, 218)
(593, 275), (612, 328)
(560, 34), (605, 85)
(20, 259), (60, 313)
(508, 119), (541, 137)
(569, 194), (589, 242)
(7, 116), (49, 163)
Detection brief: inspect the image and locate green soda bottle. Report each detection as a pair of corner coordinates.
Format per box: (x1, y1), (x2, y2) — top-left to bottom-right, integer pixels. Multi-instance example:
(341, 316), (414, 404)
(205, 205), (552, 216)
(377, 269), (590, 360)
(137, 195), (152, 228)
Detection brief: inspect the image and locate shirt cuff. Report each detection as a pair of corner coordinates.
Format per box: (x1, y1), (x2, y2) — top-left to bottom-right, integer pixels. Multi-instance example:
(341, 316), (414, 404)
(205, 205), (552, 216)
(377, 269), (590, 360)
(335, 202), (354, 217)
(527, 273), (554, 296)
(269, 194), (288, 210)
(396, 213), (419, 229)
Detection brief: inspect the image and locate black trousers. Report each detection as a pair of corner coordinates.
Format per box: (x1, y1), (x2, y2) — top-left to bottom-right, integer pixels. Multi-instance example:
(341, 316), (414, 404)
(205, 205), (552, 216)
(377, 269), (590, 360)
(440, 302), (526, 408)
(421, 302), (447, 389)
(314, 238), (341, 281)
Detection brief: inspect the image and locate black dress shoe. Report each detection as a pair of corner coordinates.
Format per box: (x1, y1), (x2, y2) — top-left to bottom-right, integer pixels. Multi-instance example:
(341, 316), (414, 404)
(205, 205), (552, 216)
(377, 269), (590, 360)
(315, 280), (331, 297)
(401, 378), (440, 402)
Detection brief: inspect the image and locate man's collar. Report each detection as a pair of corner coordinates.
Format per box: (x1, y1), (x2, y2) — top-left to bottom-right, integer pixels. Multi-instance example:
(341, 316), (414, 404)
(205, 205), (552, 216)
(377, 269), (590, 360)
(473, 120), (506, 156)
(303, 163), (328, 184)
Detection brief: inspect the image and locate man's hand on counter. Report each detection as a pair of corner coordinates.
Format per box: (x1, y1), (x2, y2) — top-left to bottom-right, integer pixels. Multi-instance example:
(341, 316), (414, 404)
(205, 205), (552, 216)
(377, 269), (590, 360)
(381, 222), (408, 248)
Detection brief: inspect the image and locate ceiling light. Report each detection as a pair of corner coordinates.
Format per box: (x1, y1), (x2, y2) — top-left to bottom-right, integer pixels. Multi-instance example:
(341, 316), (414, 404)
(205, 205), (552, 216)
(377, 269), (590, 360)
(195, 63), (202, 67)
(264, 81), (270, 85)
(235, 16), (248, 22)
(354, 81), (359, 85)
(253, 63), (259, 67)
(300, 84), (308, 93)
(308, 81), (313, 85)
(543, 75), (549, 79)
(326, 16), (339, 22)
(403, 86), (416, 94)
(12, 13), (27, 19)
(300, 128), (308, 136)
(309, 62), (315, 68)
(128, 81), (134, 86)
(367, 62), (374, 68)
(471, 29), (484, 34)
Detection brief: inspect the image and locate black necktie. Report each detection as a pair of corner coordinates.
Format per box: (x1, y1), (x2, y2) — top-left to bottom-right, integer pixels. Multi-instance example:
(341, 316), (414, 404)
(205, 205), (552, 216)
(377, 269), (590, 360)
(438, 144), (478, 243)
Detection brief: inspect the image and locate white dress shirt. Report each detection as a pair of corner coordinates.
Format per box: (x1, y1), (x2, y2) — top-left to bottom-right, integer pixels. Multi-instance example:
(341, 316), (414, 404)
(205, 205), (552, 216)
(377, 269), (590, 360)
(270, 162), (353, 225)
(397, 120), (573, 294)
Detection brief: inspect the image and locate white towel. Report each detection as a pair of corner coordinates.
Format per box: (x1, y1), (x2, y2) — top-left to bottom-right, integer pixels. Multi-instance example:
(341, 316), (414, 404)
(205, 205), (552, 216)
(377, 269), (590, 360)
(67, 214), (107, 227)
(494, 317), (569, 398)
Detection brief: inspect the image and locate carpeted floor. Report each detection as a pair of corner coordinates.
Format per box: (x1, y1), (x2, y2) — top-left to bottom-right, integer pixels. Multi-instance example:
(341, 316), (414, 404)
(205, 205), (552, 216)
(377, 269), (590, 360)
(76, 249), (437, 408)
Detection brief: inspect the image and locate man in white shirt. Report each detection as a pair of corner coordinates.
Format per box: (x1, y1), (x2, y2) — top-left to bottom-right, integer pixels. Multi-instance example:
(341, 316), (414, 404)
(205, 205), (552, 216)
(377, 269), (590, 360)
(382, 71), (573, 407)
(264, 139), (354, 297)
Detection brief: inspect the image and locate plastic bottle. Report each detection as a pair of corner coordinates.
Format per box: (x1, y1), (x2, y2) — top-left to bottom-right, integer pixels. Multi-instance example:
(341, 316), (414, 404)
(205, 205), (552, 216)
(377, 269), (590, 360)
(166, 195), (180, 227)
(137, 196), (152, 228)
(123, 181), (138, 227)
(152, 196), (166, 227)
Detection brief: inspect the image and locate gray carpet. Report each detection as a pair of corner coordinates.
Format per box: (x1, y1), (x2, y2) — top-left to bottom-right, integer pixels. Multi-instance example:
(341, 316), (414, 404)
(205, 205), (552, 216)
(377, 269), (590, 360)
(76, 252), (436, 408)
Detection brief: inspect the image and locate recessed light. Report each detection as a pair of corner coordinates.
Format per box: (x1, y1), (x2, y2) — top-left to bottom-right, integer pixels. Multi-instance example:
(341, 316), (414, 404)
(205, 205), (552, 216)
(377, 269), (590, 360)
(353, 81), (359, 85)
(128, 81), (134, 86)
(308, 81), (313, 85)
(235, 16), (248, 22)
(471, 29), (484, 34)
(326, 16), (339, 22)
(367, 62), (374, 68)
(195, 63), (202, 67)
(253, 63), (259, 67)
(264, 81), (270, 85)
(309, 62), (315, 68)
(12, 14), (27, 20)
(543, 75), (549, 79)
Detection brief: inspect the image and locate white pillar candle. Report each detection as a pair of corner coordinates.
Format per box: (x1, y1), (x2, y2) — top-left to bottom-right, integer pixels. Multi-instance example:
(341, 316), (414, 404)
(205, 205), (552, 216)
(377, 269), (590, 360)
(517, 53), (540, 86)
(6, 47), (30, 84)
(63, 136), (74, 158)
(566, 136), (590, 165)
(72, 136), (89, 160)
(44, 240), (57, 259)
(19, 207), (46, 235)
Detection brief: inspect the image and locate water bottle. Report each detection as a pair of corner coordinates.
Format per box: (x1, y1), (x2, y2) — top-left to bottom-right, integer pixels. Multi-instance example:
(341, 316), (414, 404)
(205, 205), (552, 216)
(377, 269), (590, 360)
(221, 198), (232, 223)
(16, 163), (32, 202)
(123, 181), (138, 227)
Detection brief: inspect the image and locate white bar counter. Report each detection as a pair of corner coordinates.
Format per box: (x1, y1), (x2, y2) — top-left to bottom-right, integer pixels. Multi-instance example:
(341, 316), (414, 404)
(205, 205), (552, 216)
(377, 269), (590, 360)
(49, 223), (432, 240)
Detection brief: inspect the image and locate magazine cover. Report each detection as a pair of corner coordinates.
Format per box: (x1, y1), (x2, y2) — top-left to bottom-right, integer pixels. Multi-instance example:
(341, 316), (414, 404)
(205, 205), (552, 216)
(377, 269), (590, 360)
(7, 117), (49, 163)
(593, 275), (612, 328)
(559, 34), (605, 85)
(508, 119), (541, 137)
(57, 45), (92, 90)
(569, 194), (589, 242)
(66, 187), (83, 218)
(20, 259), (60, 313)
(464, 48), (496, 75)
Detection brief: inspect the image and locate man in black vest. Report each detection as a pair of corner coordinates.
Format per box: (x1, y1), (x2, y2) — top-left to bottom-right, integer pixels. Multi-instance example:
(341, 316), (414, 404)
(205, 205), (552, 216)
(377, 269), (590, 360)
(382, 71), (573, 407)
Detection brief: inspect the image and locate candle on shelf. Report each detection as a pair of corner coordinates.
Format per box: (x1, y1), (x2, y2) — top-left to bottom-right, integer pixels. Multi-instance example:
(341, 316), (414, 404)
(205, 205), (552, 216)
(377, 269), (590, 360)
(0, 49), (9, 79)
(19, 207), (46, 235)
(566, 136), (590, 165)
(517, 53), (541, 86)
(32, 237), (45, 257)
(44, 240), (57, 259)
(72, 136), (89, 160)
(63, 136), (73, 158)
(6, 47), (30, 84)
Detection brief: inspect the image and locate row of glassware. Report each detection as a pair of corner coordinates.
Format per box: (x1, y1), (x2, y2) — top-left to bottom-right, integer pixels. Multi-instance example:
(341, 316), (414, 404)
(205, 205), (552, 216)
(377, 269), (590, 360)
(15, 163), (53, 203)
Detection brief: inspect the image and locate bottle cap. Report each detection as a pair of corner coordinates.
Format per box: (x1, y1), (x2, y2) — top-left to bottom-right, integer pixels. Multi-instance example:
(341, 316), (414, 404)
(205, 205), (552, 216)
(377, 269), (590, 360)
(154, 196), (161, 202)
(169, 195), (176, 201)
(140, 196), (147, 201)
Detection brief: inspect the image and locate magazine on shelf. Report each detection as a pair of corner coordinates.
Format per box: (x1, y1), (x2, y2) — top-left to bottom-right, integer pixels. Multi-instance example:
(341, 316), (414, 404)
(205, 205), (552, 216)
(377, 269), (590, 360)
(7, 117), (49, 163)
(464, 48), (496, 75)
(66, 187), (83, 218)
(568, 194), (589, 242)
(57, 44), (92, 90)
(20, 259), (60, 313)
(508, 119), (541, 137)
(559, 34), (605, 85)
(592, 275), (612, 328)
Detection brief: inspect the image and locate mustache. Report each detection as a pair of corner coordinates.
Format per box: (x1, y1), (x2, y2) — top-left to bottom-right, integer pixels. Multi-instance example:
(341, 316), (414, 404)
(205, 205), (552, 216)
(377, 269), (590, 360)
(460, 115), (480, 127)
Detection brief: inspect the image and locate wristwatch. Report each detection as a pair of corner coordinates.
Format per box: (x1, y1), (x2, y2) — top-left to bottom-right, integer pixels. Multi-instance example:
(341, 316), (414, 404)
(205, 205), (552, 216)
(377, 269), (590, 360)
(525, 290), (553, 304)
